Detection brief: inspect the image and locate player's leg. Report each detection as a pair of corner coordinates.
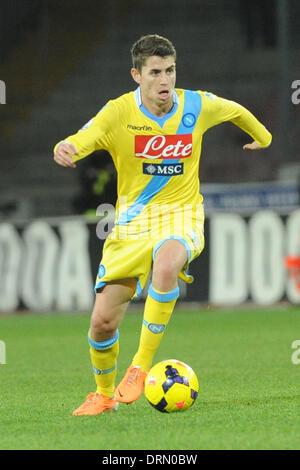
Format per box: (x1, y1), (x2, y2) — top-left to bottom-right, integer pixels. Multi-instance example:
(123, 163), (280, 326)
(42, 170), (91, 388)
(115, 239), (187, 403)
(132, 239), (187, 368)
(73, 278), (136, 415)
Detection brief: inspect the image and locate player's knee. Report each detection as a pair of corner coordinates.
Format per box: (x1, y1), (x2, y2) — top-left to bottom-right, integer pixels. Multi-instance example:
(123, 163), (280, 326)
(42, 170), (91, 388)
(90, 314), (118, 337)
(152, 259), (178, 286)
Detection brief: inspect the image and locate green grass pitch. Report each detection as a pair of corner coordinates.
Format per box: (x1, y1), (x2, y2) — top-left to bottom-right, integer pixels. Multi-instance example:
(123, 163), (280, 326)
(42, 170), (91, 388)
(0, 306), (299, 450)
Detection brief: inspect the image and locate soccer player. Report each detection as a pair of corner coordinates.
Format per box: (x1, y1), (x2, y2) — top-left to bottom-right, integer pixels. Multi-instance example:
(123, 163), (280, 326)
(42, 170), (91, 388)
(53, 34), (272, 415)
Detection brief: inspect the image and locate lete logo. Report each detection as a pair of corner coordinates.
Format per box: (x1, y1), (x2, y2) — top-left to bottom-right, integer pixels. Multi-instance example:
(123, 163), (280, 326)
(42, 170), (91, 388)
(135, 134), (192, 159)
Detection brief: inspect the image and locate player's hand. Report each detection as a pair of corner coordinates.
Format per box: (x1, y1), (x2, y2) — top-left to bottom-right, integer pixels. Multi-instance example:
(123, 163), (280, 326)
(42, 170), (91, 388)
(54, 142), (78, 168)
(243, 141), (262, 151)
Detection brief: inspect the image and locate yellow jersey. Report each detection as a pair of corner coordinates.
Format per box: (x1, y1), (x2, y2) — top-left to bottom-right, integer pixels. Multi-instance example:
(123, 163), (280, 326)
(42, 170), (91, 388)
(54, 88), (272, 228)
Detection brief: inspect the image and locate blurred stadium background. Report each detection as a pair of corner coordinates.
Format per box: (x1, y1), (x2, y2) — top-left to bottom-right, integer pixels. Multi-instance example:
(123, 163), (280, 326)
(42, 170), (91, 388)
(0, 0), (300, 313)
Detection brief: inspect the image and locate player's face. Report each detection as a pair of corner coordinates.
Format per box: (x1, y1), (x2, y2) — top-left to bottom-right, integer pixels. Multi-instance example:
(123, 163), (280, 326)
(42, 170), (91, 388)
(131, 55), (176, 115)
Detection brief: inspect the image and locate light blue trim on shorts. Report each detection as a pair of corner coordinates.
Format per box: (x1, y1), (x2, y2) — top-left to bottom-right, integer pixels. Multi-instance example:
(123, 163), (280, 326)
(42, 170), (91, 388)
(94, 280), (106, 294)
(135, 278), (143, 297)
(152, 236), (192, 262)
(148, 283), (180, 303)
(94, 278), (143, 297)
(88, 329), (119, 350)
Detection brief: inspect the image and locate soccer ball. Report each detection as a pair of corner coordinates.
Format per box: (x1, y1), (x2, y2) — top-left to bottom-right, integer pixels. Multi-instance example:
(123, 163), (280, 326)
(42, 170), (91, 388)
(144, 359), (199, 412)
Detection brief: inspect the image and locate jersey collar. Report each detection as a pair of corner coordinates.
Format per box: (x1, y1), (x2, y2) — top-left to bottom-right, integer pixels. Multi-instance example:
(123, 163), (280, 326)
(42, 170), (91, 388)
(134, 87), (179, 128)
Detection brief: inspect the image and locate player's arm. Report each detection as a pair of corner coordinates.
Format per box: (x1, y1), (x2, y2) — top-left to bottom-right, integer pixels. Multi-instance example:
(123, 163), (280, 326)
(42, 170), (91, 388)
(230, 102), (272, 150)
(54, 141), (78, 168)
(202, 92), (272, 150)
(53, 102), (116, 168)
(242, 141), (263, 151)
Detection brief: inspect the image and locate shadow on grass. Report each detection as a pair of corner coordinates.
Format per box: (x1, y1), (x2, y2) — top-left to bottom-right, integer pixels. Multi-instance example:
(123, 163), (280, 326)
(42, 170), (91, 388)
(199, 394), (300, 407)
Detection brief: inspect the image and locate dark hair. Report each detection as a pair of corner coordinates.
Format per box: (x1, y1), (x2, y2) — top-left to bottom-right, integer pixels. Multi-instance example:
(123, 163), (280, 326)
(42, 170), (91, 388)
(131, 34), (176, 72)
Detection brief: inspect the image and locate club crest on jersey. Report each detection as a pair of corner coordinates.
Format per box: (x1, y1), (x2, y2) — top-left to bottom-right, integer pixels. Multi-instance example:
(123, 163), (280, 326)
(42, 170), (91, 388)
(135, 134), (192, 160)
(182, 113), (196, 128)
(143, 163), (184, 176)
(97, 264), (106, 279)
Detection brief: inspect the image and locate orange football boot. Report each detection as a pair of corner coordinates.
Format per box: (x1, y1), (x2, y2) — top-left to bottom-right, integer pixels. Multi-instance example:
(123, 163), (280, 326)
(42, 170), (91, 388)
(115, 365), (148, 404)
(72, 393), (119, 416)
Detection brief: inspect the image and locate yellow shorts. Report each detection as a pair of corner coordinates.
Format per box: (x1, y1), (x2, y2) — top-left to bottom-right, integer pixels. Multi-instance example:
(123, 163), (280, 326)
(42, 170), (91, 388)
(94, 205), (205, 297)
